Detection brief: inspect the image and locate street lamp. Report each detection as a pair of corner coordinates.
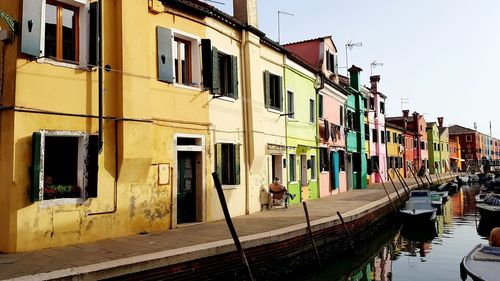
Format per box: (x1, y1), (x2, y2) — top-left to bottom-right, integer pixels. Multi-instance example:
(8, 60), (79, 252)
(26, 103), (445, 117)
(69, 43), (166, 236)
(345, 40), (362, 76)
(278, 11), (294, 44)
(370, 60), (383, 76)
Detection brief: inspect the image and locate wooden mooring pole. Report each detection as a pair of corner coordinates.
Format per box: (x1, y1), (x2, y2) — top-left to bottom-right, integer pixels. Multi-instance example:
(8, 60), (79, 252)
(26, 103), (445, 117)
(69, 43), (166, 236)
(336, 211), (356, 252)
(302, 202), (322, 267)
(392, 168), (410, 197)
(424, 171), (433, 186)
(387, 172), (404, 206)
(407, 164), (422, 188)
(212, 173), (255, 281)
(375, 164), (398, 214)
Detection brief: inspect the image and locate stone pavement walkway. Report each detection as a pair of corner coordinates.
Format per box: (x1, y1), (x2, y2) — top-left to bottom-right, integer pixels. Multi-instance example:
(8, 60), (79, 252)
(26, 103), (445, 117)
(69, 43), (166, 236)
(0, 174), (454, 280)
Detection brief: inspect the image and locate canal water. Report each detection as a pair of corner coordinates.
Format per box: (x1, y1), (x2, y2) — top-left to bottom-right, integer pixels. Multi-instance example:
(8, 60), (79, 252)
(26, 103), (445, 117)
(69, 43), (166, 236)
(305, 184), (492, 281)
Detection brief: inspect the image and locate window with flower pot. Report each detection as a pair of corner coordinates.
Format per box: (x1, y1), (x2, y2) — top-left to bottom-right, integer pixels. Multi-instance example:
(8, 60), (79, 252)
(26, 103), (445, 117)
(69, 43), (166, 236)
(30, 130), (98, 201)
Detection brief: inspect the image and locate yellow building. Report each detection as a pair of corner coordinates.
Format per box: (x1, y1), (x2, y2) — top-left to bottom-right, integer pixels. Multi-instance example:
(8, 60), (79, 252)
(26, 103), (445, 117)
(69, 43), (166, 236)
(0, 0), (277, 253)
(385, 122), (405, 181)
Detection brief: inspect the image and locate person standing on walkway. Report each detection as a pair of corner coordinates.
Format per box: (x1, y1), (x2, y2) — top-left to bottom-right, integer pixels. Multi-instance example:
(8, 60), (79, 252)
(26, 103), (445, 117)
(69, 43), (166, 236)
(489, 227), (500, 247)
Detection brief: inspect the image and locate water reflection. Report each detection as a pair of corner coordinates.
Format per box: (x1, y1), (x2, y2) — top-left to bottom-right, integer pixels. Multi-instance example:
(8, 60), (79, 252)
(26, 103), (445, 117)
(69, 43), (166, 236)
(306, 185), (490, 281)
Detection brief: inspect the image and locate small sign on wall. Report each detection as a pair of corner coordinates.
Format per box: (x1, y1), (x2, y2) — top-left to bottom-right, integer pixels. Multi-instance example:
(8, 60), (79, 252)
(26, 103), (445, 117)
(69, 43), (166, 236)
(158, 163), (170, 185)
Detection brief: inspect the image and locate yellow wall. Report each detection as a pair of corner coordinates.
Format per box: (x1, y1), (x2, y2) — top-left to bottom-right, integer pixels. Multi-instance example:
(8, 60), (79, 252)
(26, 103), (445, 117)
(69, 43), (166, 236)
(0, 0), (217, 252)
(386, 127), (404, 180)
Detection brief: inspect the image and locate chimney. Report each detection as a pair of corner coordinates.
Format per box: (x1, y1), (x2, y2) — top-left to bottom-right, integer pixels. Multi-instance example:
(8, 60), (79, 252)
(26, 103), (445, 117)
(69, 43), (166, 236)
(233, 0), (258, 27)
(348, 65), (363, 92)
(402, 110), (409, 118)
(412, 111), (419, 131)
(370, 75), (380, 92)
(437, 117), (443, 127)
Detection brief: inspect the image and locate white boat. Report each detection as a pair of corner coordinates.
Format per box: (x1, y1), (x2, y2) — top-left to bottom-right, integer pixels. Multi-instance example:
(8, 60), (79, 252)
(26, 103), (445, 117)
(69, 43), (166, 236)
(460, 244), (500, 281)
(400, 190), (437, 223)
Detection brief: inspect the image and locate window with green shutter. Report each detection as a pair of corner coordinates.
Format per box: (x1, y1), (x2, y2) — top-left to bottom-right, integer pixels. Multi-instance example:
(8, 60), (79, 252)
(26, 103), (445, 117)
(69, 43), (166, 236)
(215, 143), (240, 185)
(263, 71), (283, 111)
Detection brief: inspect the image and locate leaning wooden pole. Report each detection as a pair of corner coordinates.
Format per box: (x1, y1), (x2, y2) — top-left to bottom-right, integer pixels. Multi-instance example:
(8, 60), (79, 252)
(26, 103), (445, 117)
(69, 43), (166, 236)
(387, 172), (404, 206)
(212, 173), (255, 281)
(302, 202), (322, 267)
(375, 165), (398, 214)
(336, 211), (356, 252)
(424, 171), (433, 186)
(407, 164), (422, 188)
(393, 168), (410, 197)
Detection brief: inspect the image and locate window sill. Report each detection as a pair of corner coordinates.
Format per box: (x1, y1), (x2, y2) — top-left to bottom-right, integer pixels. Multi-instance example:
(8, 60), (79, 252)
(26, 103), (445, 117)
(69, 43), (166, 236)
(173, 83), (204, 92)
(38, 198), (86, 208)
(213, 95), (236, 103)
(222, 185), (238, 190)
(267, 108), (282, 114)
(37, 58), (91, 71)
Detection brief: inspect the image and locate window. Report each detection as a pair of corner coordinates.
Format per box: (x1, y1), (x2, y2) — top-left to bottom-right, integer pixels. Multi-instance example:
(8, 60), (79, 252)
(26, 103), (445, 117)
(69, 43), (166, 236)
(215, 143), (240, 185)
(369, 97), (375, 110)
(340, 106), (344, 126)
(364, 98), (368, 109)
(325, 50), (337, 74)
(310, 155), (317, 180)
(381, 130), (385, 143)
(420, 141), (425, 150)
(466, 135), (472, 142)
(365, 124), (370, 140)
(318, 94), (324, 119)
(447, 144), (449, 151)
(372, 129), (378, 143)
(398, 134), (403, 144)
(434, 143), (437, 151)
(287, 91), (295, 119)
(201, 42), (238, 97)
(386, 131), (391, 143)
(388, 157), (393, 169)
(338, 150), (346, 171)
(173, 37), (192, 85)
(346, 111), (353, 129)
(22, 0), (90, 64)
(393, 132), (397, 144)
(215, 51), (238, 97)
(413, 139), (418, 149)
(264, 71), (283, 111)
(380, 101), (385, 114)
(289, 154), (296, 182)
(30, 131), (98, 201)
(320, 148), (329, 172)
(309, 98), (315, 124)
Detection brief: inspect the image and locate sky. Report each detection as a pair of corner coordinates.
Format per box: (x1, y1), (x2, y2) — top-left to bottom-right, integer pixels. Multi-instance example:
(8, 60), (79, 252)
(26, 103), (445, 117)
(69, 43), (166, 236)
(206, 0), (500, 138)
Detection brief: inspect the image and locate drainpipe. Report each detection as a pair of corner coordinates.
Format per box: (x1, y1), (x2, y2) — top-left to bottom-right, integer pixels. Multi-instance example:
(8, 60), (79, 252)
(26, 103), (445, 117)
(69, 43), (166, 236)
(97, 0), (103, 154)
(315, 74), (324, 193)
(240, 29), (250, 215)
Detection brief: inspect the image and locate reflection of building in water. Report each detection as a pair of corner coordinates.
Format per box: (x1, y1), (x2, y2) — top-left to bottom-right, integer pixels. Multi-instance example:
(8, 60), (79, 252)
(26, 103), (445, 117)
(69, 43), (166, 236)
(373, 246), (393, 281)
(442, 199), (453, 224)
(436, 215), (444, 236)
(452, 189), (465, 217)
(462, 186), (479, 213)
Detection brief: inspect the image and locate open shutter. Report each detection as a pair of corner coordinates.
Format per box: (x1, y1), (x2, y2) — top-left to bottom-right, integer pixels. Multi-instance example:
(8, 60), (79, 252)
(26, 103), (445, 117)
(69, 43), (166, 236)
(21, 0), (43, 57)
(278, 75), (283, 111)
(234, 144), (240, 185)
(87, 135), (99, 198)
(230, 55), (238, 99)
(88, 2), (99, 67)
(215, 143), (222, 180)
(212, 47), (219, 95)
(30, 132), (42, 201)
(201, 39), (212, 90)
(156, 26), (174, 83)
(331, 151), (340, 189)
(264, 71), (271, 108)
(326, 50), (330, 70)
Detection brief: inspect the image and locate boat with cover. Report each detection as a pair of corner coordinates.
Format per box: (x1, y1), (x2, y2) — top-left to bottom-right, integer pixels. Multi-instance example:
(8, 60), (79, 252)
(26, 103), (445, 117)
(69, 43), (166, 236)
(460, 244), (500, 281)
(476, 194), (500, 221)
(400, 190), (437, 223)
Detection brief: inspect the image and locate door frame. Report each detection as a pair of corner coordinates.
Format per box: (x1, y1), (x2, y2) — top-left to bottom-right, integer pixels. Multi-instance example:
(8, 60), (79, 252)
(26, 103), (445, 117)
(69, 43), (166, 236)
(173, 134), (205, 228)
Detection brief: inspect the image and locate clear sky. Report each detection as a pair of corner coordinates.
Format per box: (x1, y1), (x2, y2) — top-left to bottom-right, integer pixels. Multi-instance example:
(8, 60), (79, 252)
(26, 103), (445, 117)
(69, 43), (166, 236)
(209, 0), (500, 138)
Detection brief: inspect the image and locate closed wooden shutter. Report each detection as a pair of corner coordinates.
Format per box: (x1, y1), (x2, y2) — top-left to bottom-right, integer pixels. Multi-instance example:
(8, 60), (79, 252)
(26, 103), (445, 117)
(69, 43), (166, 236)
(21, 0), (43, 57)
(212, 47), (219, 95)
(201, 39), (212, 91)
(234, 144), (240, 185)
(156, 26), (174, 83)
(215, 143), (222, 179)
(88, 2), (98, 67)
(30, 132), (42, 201)
(264, 71), (271, 108)
(278, 75), (283, 111)
(230, 55), (238, 99)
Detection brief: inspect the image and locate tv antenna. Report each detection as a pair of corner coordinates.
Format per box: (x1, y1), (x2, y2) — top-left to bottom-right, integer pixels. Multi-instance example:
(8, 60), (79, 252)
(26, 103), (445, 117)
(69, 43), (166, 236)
(277, 11), (294, 44)
(370, 60), (383, 76)
(401, 97), (410, 112)
(345, 40), (362, 76)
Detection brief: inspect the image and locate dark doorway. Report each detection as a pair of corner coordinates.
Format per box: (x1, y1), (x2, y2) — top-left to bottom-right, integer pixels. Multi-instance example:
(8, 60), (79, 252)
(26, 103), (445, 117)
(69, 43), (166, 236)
(177, 151), (197, 224)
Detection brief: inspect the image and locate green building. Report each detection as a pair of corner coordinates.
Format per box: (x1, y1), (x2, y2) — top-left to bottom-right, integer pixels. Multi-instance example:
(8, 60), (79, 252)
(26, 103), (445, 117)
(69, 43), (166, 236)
(427, 122), (442, 174)
(344, 66), (367, 189)
(284, 57), (319, 202)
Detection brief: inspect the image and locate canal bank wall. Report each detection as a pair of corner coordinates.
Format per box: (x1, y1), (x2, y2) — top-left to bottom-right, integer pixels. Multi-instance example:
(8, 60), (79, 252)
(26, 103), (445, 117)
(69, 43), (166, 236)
(0, 175), (456, 281)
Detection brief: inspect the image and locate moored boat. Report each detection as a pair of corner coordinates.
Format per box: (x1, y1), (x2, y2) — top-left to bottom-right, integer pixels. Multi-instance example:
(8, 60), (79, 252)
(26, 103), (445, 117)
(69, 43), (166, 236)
(400, 190), (437, 223)
(460, 244), (500, 281)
